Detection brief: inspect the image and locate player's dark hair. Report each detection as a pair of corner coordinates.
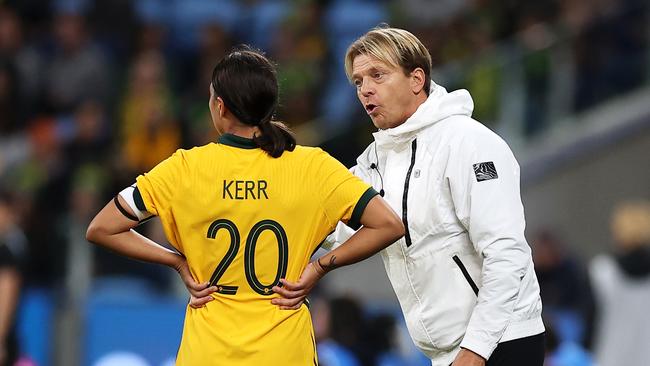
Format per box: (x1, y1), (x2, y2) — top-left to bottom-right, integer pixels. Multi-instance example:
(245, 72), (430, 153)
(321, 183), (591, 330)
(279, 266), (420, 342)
(211, 46), (296, 158)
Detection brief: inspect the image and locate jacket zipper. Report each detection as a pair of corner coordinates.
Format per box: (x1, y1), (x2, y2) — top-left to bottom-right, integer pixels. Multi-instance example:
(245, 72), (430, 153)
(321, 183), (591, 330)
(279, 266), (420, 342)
(452, 255), (479, 296)
(402, 139), (417, 247)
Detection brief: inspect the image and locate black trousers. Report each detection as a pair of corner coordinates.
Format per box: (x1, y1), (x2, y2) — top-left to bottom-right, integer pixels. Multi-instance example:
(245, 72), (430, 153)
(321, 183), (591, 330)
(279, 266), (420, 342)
(450, 333), (545, 366)
(486, 333), (545, 366)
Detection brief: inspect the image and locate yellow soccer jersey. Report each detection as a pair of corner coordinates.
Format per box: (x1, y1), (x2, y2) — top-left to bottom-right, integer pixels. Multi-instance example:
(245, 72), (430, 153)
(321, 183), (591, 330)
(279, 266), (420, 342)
(134, 133), (377, 365)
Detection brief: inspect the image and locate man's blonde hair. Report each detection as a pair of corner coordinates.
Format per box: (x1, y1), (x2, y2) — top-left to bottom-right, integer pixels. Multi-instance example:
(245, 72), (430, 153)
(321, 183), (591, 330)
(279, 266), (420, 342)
(344, 26), (433, 94)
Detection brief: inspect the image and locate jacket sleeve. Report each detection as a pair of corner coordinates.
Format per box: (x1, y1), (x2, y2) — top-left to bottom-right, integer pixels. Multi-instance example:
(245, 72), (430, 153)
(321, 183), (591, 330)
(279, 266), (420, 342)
(446, 128), (533, 360)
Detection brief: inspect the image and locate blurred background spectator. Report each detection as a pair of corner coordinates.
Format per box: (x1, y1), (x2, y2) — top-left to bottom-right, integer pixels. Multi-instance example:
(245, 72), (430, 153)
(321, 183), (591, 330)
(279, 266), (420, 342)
(0, 192), (27, 366)
(589, 201), (650, 366)
(313, 294), (429, 366)
(315, 296), (365, 366)
(0, 0), (648, 364)
(532, 230), (594, 348)
(543, 317), (593, 366)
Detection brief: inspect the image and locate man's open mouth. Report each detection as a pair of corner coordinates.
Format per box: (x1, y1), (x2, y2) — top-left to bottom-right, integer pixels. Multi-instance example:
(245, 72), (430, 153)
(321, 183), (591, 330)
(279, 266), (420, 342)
(365, 104), (378, 114)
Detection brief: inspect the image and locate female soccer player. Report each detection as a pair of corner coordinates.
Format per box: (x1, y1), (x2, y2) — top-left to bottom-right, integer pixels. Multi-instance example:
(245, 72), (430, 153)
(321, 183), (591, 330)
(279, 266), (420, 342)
(86, 47), (404, 365)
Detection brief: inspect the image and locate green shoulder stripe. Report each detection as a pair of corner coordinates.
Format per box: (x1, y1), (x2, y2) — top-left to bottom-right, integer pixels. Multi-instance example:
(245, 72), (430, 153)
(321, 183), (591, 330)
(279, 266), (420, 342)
(347, 187), (379, 230)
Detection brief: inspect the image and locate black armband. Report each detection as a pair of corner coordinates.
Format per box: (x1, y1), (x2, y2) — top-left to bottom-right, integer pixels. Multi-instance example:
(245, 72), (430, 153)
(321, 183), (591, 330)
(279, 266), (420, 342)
(113, 196), (139, 221)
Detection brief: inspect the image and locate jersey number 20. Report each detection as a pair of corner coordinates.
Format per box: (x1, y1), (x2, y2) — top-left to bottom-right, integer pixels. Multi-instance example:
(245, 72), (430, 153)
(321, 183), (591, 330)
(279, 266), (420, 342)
(206, 219), (288, 296)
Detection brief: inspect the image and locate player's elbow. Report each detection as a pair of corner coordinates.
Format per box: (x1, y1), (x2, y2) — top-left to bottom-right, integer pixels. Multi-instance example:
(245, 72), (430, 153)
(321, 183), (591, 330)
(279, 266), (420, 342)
(85, 222), (99, 243)
(387, 215), (405, 242)
(85, 218), (106, 244)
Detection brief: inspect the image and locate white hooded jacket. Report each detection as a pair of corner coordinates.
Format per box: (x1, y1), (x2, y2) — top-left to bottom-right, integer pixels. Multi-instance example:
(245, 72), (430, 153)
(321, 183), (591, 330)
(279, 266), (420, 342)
(325, 82), (544, 365)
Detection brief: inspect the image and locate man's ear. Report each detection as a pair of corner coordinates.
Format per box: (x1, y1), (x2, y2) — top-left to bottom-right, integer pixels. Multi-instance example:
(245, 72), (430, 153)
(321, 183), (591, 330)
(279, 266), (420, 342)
(410, 68), (426, 94)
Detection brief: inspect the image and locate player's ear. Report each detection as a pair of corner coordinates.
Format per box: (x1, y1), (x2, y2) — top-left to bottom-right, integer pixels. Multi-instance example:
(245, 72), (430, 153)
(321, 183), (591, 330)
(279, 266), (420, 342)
(216, 97), (227, 118)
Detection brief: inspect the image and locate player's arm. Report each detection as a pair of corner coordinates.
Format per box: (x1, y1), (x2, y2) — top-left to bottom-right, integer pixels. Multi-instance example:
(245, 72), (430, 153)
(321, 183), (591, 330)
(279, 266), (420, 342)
(271, 195), (404, 309)
(86, 187), (216, 306)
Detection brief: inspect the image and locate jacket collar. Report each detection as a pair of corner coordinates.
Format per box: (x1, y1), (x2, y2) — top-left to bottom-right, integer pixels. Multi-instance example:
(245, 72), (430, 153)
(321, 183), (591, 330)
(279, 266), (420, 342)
(373, 81), (474, 150)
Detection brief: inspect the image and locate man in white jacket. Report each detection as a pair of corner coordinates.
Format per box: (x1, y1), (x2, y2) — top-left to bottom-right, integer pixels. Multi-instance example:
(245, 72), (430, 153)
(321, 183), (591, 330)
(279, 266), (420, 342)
(273, 27), (545, 366)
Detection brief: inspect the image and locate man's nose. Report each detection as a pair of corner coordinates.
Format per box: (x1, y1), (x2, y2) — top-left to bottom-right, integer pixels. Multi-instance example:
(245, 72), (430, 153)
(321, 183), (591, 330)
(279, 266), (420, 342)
(360, 80), (374, 96)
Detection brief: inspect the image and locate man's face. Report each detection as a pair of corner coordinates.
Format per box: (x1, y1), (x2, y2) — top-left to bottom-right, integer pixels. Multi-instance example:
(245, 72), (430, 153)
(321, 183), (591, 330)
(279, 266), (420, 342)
(351, 54), (418, 130)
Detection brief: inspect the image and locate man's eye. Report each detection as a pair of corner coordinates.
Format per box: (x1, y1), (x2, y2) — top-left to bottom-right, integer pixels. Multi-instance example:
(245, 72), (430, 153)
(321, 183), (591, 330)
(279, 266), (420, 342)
(373, 72), (382, 78)
(354, 80), (362, 87)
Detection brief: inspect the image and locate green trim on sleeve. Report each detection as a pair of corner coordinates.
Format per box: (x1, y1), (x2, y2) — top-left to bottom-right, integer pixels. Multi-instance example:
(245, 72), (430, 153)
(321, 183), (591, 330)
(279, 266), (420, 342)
(133, 186), (147, 211)
(347, 187), (379, 230)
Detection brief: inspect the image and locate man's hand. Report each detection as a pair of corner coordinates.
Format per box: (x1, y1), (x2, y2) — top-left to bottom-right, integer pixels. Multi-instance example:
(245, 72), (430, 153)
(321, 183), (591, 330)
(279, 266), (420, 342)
(271, 260), (326, 310)
(451, 348), (486, 366)
(174, 259), (217, 308)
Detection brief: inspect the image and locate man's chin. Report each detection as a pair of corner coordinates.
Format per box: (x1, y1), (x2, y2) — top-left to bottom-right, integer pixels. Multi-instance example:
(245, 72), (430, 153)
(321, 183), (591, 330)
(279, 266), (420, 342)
(373, 120), (396, 130)
(370, 116), (386, 129)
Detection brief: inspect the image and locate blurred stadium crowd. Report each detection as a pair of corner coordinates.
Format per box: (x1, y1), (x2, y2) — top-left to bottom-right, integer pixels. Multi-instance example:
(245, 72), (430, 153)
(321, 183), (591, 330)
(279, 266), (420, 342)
(0, 0), (648, 365)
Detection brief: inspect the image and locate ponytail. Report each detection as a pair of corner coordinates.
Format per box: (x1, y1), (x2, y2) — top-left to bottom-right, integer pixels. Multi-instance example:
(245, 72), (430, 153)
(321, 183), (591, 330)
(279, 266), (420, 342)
(254, 119), (297, 158)
(211, 47), (296, 157)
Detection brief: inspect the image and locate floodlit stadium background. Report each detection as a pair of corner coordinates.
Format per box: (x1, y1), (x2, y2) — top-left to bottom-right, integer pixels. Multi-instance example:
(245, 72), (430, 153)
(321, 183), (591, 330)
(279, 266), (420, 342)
(0, 0), (648, 365)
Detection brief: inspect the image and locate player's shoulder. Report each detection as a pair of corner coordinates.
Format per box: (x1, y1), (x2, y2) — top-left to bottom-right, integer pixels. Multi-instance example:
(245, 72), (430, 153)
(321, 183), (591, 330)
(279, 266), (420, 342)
(285, 144), (330, 160)
(291, 144), (324, 154)
(162, 146), (196, 163)
(284, 145), (348, 172)
(155, 145), (218, 172)
(174, 143), (224, 160)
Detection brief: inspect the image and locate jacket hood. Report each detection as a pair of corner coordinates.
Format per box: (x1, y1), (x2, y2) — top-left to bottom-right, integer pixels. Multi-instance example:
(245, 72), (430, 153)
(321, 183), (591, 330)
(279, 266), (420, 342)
(373, 81), (474, 149)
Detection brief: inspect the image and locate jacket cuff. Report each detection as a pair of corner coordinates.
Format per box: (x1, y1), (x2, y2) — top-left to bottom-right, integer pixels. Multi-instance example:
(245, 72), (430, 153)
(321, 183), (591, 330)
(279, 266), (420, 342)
(459, 335), (497, 361)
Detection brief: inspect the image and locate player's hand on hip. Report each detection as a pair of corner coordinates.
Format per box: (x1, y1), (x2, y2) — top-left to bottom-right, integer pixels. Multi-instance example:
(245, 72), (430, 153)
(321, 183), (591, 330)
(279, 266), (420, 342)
(174, 258), (217, 308)
(451, 348), (486, 366)
(271, 261), (325, 310)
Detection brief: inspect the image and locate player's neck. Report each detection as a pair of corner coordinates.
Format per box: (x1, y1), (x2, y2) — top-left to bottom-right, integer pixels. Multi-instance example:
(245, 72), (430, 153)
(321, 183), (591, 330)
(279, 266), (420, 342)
(222, 121), (260, 139)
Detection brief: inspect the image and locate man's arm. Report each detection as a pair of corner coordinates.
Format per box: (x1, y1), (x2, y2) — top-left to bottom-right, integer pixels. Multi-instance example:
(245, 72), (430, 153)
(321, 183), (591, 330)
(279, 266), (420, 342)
(448, 132), (533, 361)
